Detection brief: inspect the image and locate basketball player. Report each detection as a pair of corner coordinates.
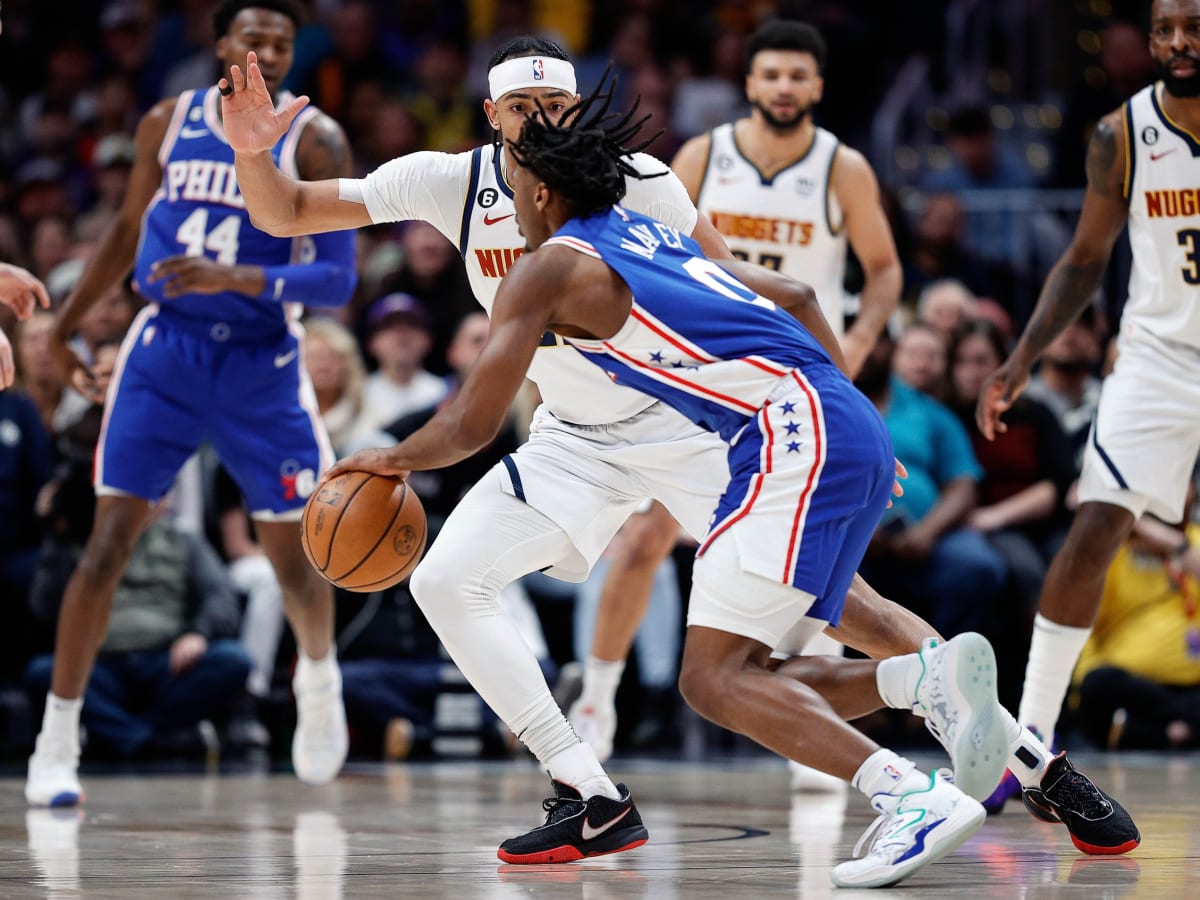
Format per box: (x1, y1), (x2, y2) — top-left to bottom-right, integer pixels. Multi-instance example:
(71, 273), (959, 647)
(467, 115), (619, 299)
(320, 86), (1015, 887)
(25, 0), (357, 807)
(0, 263), (51, 389)
(223, 38), (1135, 860)
(977, 0), (1200, 831)
(570, 20), (902, 771)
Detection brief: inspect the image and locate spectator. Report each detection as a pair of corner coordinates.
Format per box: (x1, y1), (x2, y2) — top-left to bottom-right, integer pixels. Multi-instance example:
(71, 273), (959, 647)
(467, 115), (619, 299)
(1073, 492), (1200, 750)
(360, 293), (449, 433)
(14, 312), (67, 436)
(26, 499), (253, 761)
(303, 317), (389, 455)
(904, 193), (1008, 306)
(892, 322), (948, 399)
(916, 279), (978, 343)
(855, 330), (1007, 639)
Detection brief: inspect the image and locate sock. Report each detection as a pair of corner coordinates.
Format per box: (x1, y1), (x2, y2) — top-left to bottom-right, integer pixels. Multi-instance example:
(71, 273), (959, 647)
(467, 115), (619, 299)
(577, 656), (624, 710)
(295, 648), (339, 688)
(852, 749), (929, 813)
(999, 706), (1053, 788)
(1018, 614), (1091, 741)
(42, 694), (82, 745)
(545, 742), (620, 800)
(875, 653), (924, 714)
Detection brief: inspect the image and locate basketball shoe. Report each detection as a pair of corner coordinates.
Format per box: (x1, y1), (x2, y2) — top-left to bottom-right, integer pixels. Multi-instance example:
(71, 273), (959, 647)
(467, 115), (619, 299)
(1021, 753), (1140, 855)
(25, 732), (84, 808)
(568, 698), (616, 763)
(292, 659), (348, 786)
(832, 769), (985, 888)
(913, 634), (1009, 801)
(496, 780), (648, 864)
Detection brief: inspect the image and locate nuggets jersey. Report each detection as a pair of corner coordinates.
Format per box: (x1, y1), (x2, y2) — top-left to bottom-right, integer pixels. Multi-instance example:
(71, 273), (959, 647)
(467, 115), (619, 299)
(132, 86), (318, 333)
(697, 123), (847, 334)
(355, 145), (698, 424)
(1123, 82), (1200, 349)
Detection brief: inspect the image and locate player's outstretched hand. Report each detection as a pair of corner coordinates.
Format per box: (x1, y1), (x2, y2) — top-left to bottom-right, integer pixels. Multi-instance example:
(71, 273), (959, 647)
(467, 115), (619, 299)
(975, 359), (1030, 441)
(219, 50), (309, 155)
(321, 449), (412, 484)
(0, 262), (51, 319)
(888, 458), (907, 509)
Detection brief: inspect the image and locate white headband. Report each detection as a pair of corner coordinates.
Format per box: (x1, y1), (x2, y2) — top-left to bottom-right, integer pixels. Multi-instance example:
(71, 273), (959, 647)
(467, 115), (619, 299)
(488, 56), (577, 101)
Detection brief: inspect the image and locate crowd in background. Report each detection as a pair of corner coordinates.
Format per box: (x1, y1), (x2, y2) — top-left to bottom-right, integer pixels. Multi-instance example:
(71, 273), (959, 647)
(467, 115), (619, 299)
(4, 0), (1200, 766)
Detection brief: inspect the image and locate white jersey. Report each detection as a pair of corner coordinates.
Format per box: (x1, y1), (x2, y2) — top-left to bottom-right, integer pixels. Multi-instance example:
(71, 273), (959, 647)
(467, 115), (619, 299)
(1123, 82), (1200, 350)
(696, 122), (847, 334)
(352, 145), (699, 424)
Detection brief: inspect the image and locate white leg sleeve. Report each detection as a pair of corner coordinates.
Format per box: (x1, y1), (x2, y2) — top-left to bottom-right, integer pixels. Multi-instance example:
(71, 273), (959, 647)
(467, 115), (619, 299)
(410, 475), (580, 763)
(230, 554), (286, 698)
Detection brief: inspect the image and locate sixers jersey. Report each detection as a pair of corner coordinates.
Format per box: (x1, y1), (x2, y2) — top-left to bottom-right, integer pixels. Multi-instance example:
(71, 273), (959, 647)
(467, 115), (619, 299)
(550, 206), (839, 441)
(132, 86), (318, 333)
(697, 123), (847, 335)
(1123, 83), (1200, 349)
(354, 144), (698, 424)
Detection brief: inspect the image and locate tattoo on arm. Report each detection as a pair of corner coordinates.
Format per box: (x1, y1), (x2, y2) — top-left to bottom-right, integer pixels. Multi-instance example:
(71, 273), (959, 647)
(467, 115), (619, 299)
(1022, 259), (1106, 359)
(1085, 119), (1118, 197)
(300, 119), (354, 180)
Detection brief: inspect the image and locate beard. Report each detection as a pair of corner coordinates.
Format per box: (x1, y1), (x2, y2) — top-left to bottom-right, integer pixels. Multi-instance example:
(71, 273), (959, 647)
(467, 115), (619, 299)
(1159, 56), (1200, 98)
(751, 99), (813, 133)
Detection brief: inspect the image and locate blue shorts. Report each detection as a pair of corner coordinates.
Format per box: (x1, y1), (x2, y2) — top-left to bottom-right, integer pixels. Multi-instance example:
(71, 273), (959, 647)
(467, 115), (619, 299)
(96, 307), (334, 516)
(698, 369), (894, 627)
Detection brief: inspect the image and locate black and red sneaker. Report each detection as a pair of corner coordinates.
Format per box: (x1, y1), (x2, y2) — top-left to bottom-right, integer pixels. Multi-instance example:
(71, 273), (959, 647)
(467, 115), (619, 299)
(497, 780), (649, 864)
(1021, 753), (1140, 855)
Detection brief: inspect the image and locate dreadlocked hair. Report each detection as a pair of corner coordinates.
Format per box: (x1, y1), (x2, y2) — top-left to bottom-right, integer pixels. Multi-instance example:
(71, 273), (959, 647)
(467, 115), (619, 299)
(508, 69), (666, 218)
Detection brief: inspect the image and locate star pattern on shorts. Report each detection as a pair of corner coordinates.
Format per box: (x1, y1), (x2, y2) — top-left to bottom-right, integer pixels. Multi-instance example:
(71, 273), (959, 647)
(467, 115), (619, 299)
(781, 402), (797, 414)
(784, 421), (800, 435)
(649, 350), (665, 363)
(787, 441), (801, 453)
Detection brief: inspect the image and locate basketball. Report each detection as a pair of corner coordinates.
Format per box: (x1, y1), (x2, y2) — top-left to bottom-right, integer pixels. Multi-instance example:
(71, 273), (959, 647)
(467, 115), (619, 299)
(301, 471), (427, 592)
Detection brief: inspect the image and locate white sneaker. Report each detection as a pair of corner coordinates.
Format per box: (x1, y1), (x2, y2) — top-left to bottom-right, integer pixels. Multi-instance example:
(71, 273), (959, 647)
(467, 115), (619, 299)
(568, 697), (616, 763)
(25, 732), (84, 807)
(788, 759), (848, 793)
(292, 665), (348, 786)
(832, 769), (984, 888)
(914, 633), (1008, 801)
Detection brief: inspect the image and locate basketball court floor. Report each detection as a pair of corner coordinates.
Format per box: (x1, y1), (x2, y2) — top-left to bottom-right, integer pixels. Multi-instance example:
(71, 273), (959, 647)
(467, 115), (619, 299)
(0, 751), (1192, 898)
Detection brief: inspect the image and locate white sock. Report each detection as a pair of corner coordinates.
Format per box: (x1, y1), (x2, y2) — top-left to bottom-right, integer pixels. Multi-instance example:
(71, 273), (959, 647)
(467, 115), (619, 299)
(999, 706), (1053, 788)
(545, 742), (620, 800)
(578, 656), (624, 709)
(295, 648), (339, 688)
(42, 694), (82, 745)
(852, 749), (929, 812)
(875, 653), (924, 714)
(1018, 614), (1091, 742)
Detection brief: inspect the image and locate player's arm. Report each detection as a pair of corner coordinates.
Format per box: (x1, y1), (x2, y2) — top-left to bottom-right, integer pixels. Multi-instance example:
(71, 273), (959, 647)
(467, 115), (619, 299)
(53, 99), (173, 394)
(222, 51), (372, 237)
(977, 108), (1129, 439)
(714, 258), (848, 373)
(833, 147), (901, 378)
(670, 133), (712, 203)
(322, 253), (558, 480)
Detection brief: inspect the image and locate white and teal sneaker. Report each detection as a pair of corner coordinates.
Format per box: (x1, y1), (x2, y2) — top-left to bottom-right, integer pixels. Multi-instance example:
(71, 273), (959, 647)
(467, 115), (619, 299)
(832, 769), (985, 888)
(914, 633), (1008, 801)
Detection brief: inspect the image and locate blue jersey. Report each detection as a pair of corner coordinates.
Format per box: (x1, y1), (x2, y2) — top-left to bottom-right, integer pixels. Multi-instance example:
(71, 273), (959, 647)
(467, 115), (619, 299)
(550, 206), (840, 441)
(132, 86), (323, 334)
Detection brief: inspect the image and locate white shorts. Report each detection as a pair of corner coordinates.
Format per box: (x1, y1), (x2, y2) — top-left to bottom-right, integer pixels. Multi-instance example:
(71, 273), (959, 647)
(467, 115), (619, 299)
(1077, 327), (1200, 522)
(494, 402), (729, 580)
(689, 531), (821, 648)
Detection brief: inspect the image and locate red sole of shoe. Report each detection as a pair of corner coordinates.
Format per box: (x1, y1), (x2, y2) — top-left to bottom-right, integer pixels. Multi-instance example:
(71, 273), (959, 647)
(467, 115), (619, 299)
(1070, 835), (1140, 856)
(497, 837), (648, 865)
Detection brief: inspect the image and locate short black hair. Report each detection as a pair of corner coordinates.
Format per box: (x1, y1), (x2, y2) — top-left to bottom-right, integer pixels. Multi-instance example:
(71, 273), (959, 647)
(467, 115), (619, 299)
(509, 71), (663, 218)
(488, 36), (572, 70)
(213, 0), (305, 39)
(745, 20), (827, 74)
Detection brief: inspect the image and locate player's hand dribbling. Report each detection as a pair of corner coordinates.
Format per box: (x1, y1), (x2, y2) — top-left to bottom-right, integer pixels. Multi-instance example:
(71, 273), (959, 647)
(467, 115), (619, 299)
(975, 359), (1030, 441)
(321, 449), (412, 484)
(219, 50), (310, 155)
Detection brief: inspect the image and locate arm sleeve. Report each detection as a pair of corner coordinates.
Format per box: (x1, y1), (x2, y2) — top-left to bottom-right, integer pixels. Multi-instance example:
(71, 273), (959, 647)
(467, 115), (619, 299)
(623, 153), (699, 235)
(183, 533), (242, 640)
(340, 151), (471, 241)
(258, 226), (358, 308)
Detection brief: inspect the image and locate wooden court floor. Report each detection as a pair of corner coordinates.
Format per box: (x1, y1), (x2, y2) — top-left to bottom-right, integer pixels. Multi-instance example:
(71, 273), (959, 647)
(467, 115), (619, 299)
(0, 752), (1193, 898)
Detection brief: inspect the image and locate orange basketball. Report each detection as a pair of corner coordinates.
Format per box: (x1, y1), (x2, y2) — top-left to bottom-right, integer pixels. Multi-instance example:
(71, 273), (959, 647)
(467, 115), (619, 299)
(301, 471), (427, 592)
